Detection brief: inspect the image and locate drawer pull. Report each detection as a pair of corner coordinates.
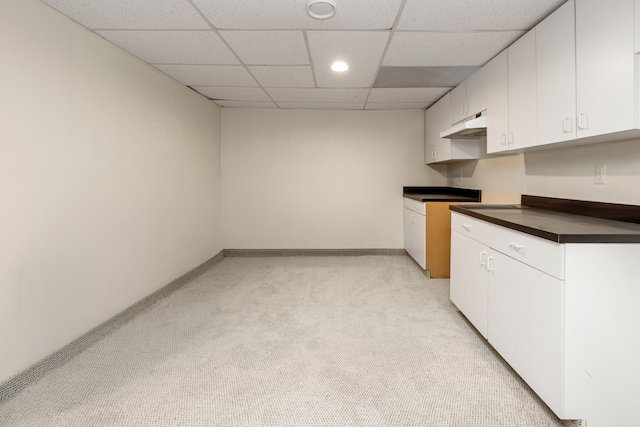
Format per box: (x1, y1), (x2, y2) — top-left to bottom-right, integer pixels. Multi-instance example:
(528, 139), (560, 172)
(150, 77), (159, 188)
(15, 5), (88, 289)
(479, 251), (487, 266)
(509, 242), (525, 252)
(462, 224), (471, 232)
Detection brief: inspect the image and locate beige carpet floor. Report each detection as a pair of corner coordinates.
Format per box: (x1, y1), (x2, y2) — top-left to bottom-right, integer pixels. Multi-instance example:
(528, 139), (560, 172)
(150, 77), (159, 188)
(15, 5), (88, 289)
(0, 255), (581, 426)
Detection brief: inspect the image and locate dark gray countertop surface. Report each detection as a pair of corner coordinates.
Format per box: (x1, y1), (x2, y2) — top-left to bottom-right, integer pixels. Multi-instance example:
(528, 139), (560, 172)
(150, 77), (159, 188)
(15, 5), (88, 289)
(403, 186), (481, 203)
(404, 194), (480, 202)
(450, 204), (640, 243)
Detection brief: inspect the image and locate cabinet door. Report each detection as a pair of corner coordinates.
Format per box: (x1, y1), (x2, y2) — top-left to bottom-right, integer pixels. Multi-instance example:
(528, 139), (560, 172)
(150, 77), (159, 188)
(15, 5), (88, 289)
(576, 0), (636, 137)
(450, 82), (467, 125)
(536, 0), (576, 145)
(404, 208), (426, 269)
(450, 230), (488, 338)
(486, 50), (509, 153)
(508, 30), (537, 150)
(425, 94), (452, 164)
(487, 250), (563, 415)
(466, 66), (487, 117)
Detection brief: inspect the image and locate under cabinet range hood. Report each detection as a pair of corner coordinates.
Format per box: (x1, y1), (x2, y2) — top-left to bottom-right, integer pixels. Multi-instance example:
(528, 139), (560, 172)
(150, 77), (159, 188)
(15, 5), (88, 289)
(440, 111), (487, 139)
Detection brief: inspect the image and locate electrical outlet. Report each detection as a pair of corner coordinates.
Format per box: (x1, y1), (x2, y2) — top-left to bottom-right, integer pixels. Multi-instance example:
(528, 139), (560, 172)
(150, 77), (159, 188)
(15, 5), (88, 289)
(595, 163), (606, 185)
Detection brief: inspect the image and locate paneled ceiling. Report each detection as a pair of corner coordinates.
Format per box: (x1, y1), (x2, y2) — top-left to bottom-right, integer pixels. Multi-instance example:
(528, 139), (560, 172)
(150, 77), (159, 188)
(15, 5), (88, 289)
(39, 0), (567, 110)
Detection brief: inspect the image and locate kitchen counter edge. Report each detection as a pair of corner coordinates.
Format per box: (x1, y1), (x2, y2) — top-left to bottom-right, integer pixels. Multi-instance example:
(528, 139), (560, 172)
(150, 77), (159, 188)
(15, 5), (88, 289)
(450, 198), (640, 244)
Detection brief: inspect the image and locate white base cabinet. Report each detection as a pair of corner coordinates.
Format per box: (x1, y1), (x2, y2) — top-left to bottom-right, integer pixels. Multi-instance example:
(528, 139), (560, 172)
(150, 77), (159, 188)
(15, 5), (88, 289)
(450, 214), (489, 338)
(487, 249), (564, 415)
(450, 211), (640, 425)
(403, 198), (426, 269)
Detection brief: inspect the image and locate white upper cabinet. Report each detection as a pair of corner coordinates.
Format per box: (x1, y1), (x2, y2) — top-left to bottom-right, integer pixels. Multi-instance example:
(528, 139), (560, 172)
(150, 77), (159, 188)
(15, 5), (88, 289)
(466, 67), (488, 118)
(636, 0), (640, 53)
(576, 0), (636, 138)
(507, 30), (537, 150)
(425, 93), (479, 164)
(536, 0), (576, 145)
(486, 51), (509, 153)
(486, 32), (536, 154)
(450, 83), (468, 125)
(450, 67), (487, 125)
(487, 0), (640, 153)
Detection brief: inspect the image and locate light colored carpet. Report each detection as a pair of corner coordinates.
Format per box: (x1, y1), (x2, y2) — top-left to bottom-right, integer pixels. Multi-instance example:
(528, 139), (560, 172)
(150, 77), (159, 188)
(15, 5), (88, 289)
(0, 255), (580, 426)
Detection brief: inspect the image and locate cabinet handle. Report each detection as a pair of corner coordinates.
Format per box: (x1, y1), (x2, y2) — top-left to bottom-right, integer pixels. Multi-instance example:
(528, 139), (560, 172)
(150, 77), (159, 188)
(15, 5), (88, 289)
(500, 133), (507, 146)
(462, 224), (471, 232)
(432, 151), (438, 159)
(486, 256), (495, 272)
(563, 117), (572, 133)
(578, 113), (588, 130)
(479, 251), (487, 266)
(508, 132), (514, 145)
(509, 242), (524, 252)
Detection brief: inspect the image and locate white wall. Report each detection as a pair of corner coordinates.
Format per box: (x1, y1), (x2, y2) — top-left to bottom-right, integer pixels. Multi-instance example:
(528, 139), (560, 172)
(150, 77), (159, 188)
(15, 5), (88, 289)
(524, 138), (640, 205)
(447, 140), (526, 203)
(445, 138), (640, 206)
(221, 108), (445, 249)
(0, 0), (222, 382)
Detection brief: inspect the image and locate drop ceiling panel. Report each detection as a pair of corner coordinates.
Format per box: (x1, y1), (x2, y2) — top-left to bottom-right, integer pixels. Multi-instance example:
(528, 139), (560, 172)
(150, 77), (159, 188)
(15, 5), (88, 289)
(96, 31), (239, 65)
(154, 65), (257, 86)
(308, 31), (390, 88)
(365, 102), (432, 110)
(384, 31), (525, 66)
(191, 86), (271, 101)
(266, 88), (370, 103)
(191, 0), (403, 30)
(398, 0), (567, 31)
(374, 66), (480, 88)
(249, 66), (315, 88)
(40, 0), (209, 30)
(368, 88), (451, 103)
(216, 100), (278, 108)
(41, 0), (568, 110)
(277, 103), (366, 110)
(220, 31), (309, 65)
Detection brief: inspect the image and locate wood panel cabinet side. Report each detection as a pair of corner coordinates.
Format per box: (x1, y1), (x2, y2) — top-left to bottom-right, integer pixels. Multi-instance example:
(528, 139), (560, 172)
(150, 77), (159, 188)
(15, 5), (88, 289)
(426, 202), (471, 278)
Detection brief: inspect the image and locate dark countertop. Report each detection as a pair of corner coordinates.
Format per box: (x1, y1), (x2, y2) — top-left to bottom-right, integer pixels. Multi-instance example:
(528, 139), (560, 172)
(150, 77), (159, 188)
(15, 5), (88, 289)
(450, 196), (640, 243)
(403, 186), (481, 203)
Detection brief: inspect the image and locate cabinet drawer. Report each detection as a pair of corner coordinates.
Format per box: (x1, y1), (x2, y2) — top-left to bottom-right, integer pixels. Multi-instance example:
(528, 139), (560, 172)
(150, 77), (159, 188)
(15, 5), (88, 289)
(488, 225), (565, 279)
(451, 212), (490, 245)
(404, 198), (426, 215)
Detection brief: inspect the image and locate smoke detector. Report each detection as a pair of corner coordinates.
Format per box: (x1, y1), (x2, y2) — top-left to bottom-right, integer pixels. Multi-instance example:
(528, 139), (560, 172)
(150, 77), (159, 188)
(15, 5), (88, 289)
(307, 0), (336, 19)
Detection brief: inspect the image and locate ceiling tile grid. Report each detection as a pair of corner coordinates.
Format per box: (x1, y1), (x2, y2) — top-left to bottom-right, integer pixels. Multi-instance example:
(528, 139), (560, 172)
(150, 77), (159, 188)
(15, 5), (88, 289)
(398, 0), (567, 31)
(277, 102), (366, 110)
(40, 0), (569, 110)
(248, 66), (316, 88)
(266, 88), (370, 103)
(154, 65), (257, 86)
(40, 0), (210, 30)
(365, 102), (434, 110)
(383, 31), (526, 67)
(220, 31), (310, 65)
(191, 86), (271, 102)
(307, 31), (390, 88)
(368, 88), (452, 104)
(191, 0), (404, 30)
(96, 30), (240, 65)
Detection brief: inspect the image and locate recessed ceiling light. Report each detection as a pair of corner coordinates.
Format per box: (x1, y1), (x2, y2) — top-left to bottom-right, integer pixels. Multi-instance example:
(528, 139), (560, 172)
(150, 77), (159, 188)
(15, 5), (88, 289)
(331, 62), (349, 72)
(307, 0), (336, 20)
